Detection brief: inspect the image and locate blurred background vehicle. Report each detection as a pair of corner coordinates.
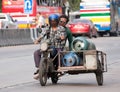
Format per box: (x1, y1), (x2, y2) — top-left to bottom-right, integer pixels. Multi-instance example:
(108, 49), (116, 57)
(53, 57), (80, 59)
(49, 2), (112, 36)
(0, 13), (18, 29)
(69, 11), (81, 22)
(80, 0), (120, 37)
(67, 19), (98, 38)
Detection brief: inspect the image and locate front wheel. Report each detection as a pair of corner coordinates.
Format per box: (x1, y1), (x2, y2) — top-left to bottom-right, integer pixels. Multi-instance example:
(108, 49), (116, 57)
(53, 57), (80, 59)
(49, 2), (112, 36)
(39, 58), (48, 86)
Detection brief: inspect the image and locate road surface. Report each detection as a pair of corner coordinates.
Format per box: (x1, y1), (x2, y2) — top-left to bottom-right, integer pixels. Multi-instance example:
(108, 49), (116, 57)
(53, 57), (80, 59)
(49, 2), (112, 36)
(0, 37), (120, 92)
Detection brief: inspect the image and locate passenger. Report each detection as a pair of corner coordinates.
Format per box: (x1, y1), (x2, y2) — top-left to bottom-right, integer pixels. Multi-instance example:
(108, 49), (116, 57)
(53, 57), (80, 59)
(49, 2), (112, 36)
(33, 14), (67, 79)
(59, 14), (73, 50)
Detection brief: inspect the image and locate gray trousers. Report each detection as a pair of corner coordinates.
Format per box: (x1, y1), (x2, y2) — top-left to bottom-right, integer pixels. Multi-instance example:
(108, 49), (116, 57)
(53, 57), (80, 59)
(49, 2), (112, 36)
(34, 47), (60, 68)
(34, 49), (41, 68)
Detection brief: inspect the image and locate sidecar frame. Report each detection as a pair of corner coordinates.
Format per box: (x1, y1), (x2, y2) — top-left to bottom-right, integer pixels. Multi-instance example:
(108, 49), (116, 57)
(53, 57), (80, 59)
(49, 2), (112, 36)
(39, 49), (107, 86)
(57, 50), (107, 73)
(56, 50), (107, 86)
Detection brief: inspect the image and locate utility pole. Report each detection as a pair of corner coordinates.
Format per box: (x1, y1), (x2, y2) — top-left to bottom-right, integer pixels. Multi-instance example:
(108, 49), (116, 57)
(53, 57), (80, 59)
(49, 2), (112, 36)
(62, 0), (70, 17)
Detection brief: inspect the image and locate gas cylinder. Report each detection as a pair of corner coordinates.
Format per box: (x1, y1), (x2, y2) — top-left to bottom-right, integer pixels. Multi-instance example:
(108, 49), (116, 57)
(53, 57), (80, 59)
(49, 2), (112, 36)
(62, 52), (81, 66)
(71, 37), (96, 51)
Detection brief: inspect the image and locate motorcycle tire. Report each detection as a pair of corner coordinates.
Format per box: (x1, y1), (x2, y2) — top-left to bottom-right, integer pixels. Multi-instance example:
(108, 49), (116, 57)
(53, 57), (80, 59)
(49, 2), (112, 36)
(39, 58), (48, 86)
(51, 73), (58, 84)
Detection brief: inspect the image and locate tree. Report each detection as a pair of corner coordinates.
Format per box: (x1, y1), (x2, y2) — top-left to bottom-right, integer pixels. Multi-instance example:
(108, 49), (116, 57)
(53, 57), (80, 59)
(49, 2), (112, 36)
(0, 0), (2, 12)
(68, 0), (81, 11)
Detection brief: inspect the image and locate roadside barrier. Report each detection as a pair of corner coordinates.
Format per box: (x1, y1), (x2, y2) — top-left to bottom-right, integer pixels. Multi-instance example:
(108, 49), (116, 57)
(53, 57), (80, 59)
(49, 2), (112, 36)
(30, 28), (39, 41)
(0, 29), (34, 47)
(0, 21), (2, 29)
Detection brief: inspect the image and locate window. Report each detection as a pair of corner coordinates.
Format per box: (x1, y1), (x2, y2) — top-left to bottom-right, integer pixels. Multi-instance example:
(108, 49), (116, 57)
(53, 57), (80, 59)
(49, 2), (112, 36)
(0, 16), (6, 19)
(36, 0), (62, 6)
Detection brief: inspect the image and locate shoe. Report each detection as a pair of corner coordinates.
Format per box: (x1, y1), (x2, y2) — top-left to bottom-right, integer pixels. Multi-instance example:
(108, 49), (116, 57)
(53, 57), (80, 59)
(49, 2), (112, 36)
(33, 69), (39, 80)
(34, 69), (39, 75)
(33, 73), (39, 80)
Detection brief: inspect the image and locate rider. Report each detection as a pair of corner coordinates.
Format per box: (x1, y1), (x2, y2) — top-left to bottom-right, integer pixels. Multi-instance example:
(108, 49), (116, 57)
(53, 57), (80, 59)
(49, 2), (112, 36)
(58, 14), (73, 50)
(33, 14), (67, 79)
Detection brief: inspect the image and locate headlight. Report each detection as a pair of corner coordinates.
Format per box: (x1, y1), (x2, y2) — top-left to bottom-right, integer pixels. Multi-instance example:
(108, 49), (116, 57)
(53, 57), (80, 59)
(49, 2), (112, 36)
(40, 42), (48, 51)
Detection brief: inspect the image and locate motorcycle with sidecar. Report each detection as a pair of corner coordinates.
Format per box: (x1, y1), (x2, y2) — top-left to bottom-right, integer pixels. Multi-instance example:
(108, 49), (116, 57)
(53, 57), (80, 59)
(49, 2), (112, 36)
(38, 37), (107, 86)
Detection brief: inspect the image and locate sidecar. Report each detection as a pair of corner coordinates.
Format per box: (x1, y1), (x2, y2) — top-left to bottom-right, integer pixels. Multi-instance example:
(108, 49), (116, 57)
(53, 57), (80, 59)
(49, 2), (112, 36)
(57, 50), (107, 86)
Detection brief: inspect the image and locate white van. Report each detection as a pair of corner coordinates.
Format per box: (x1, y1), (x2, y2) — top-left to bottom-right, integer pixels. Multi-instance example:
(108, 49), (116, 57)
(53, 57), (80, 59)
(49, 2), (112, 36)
(69, 11), (81, 22)
(0, 13), (18, 29)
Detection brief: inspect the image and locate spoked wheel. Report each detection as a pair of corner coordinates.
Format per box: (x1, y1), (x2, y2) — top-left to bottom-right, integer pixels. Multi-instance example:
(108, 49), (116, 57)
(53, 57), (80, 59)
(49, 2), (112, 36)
(51, 73), (58, 84)
(49, 62), (58, 84)
(95, 60), (103, 86)
(39, 58), (48, 86)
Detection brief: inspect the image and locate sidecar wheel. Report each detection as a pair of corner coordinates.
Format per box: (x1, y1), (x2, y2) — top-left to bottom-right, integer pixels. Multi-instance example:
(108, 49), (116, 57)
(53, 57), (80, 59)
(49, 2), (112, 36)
(95, 60), (103, 86)
(39, 58), (48, 86)
(95, 72), (103, 86)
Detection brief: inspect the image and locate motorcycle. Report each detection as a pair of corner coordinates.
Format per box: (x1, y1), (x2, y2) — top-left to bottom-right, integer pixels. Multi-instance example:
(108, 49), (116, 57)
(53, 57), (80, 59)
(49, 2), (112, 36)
(38, 34), (64, 86)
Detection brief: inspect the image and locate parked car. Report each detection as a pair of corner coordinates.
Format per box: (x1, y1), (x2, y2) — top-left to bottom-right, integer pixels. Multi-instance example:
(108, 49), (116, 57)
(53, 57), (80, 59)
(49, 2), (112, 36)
(0, 13), (18, 29)
(67, 19), (98, 38)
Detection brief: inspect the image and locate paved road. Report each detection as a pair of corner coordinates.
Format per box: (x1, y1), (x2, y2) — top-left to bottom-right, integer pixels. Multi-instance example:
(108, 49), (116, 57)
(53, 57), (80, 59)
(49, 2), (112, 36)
(0, 37), (120, 92)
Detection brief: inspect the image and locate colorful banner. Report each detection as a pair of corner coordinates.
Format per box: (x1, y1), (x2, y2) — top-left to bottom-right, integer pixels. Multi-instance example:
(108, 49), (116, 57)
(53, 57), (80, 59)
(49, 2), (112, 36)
(2, 0), (24, 12)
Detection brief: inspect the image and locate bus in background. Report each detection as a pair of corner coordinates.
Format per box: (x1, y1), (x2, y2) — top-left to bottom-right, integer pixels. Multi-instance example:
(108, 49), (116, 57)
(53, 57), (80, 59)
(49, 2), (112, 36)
(80, 0), (118, 36)
(2, 0), (63, 29)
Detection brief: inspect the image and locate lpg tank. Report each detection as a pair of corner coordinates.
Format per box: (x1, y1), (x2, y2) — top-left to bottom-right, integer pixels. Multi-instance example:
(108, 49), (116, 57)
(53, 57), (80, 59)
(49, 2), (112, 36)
(62, 52), (81, 67)
(71, 37), (96, 51)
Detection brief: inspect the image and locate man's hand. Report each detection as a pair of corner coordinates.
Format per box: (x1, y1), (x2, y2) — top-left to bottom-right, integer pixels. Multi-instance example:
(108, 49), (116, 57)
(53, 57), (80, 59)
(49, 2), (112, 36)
(60, 35), (65, 40)
(34, 40), (39, 44)
(60, 32), (66, 40)
(34, 36), (42, 44)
